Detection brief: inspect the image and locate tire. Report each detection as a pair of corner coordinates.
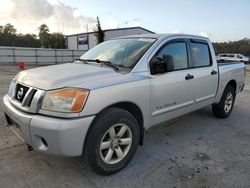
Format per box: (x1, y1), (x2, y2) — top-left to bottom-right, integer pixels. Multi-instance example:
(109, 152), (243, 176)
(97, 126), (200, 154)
(212, 85), (235, 118)
(84, 107), (140, 175)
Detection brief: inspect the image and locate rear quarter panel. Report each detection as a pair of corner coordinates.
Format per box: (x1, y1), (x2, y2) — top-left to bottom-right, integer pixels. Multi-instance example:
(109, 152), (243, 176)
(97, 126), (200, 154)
(214, 63), (245, 103)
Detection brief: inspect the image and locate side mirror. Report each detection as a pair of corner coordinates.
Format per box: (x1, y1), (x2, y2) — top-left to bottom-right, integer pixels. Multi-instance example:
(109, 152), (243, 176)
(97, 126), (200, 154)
(150, 57), (167, 75)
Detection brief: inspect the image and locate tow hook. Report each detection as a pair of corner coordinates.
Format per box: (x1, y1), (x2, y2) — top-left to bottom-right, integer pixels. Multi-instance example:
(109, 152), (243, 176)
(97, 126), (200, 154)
(27, 145), (33, 151)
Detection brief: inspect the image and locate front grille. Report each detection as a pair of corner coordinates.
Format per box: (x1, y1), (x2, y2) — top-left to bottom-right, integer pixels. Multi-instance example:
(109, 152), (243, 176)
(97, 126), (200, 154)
(9, 82), (45, 113)
(26, 90), (37, 107)
(13, 83), (38, 107)
(15, 84), (29, 102)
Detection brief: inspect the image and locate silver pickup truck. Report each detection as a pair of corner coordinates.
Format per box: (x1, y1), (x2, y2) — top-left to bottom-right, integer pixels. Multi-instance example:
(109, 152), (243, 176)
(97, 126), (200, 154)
(2, 34), (246, 175)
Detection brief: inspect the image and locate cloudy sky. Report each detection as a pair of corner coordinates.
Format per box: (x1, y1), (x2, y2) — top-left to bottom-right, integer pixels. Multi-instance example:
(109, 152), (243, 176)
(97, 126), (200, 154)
(0, 0), (249, 41)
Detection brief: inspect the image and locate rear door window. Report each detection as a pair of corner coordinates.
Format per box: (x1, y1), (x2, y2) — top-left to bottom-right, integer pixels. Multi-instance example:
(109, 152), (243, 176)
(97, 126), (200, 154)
(190, 42), (211, 68)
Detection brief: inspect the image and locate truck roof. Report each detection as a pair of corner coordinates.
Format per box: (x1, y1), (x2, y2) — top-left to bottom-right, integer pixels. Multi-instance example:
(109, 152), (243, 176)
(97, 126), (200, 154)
(118, 33), (209, 41)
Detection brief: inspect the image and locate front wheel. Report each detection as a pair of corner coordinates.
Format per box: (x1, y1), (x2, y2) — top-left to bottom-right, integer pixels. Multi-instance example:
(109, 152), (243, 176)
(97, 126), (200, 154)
(84, 107), (140, 175)
(212, 85), (235, 118)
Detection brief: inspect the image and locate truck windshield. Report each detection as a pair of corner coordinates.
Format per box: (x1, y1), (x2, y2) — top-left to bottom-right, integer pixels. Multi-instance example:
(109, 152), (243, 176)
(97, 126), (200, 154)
(80, 38), (156, 68)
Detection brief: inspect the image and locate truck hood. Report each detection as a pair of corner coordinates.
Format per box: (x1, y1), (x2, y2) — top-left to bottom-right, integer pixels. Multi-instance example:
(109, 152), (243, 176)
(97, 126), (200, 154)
(16, 63), (120, 90)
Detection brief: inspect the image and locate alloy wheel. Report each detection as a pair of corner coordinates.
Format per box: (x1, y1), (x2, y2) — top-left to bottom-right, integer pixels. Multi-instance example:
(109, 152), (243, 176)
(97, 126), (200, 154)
(99, 123), (132, 165)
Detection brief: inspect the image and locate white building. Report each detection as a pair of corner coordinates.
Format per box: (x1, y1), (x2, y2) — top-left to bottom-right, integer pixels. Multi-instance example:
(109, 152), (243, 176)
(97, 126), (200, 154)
(66, 27), (155, 50)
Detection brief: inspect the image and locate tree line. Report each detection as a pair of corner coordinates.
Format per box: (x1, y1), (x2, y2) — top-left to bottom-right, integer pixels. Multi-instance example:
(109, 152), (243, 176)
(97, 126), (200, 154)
(2, 21), (249, 56)
(0, 23), (65, 48)
(213, 39), (250, 56)
(0, 17), (105, 49)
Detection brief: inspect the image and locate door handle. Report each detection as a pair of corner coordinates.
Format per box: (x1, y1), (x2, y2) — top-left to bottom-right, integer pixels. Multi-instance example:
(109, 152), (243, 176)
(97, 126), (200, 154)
(211, 70), (218, 75)
(185, 74), (194, 80)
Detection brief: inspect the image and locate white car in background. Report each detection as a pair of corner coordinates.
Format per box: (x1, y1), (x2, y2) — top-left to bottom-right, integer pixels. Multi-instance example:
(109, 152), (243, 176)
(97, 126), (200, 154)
(217, 53), (249, 63)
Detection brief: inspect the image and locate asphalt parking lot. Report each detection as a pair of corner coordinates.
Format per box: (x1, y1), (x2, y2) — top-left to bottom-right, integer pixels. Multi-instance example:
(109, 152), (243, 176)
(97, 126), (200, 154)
(0, 64), (250, 188)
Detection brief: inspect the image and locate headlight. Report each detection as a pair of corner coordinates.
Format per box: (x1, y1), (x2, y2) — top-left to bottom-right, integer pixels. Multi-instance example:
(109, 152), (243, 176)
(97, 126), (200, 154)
(41, 88), (89, 113)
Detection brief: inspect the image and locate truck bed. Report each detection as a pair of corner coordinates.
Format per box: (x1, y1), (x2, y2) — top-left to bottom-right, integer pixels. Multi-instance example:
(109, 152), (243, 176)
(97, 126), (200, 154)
(214, 61), (245, 103)
(217, 61), (242, 66)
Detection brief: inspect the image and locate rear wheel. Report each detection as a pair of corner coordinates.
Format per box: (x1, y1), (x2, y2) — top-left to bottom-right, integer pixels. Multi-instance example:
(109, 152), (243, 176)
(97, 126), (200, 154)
(84, 107), (140, 175)
(212, 85), (235, 118)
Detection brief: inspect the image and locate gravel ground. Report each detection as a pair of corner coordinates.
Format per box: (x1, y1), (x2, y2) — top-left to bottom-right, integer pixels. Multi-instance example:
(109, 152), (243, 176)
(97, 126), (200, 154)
(0, 64), (250, 188)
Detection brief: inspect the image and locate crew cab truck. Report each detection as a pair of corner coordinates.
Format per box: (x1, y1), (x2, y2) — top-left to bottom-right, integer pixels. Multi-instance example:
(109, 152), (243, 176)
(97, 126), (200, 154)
(2, 34), (246, 175)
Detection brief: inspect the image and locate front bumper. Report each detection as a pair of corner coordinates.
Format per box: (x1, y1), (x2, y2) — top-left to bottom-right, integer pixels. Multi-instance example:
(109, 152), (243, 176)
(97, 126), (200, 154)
(2, 95), (95, 157)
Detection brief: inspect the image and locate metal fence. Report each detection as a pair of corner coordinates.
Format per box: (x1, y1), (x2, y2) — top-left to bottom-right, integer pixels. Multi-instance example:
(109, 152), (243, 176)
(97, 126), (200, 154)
(0, 46), (87, 64)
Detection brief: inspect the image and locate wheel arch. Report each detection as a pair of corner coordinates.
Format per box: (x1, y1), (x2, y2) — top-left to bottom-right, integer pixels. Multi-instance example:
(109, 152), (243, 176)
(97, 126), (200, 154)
(104, 102), (144, 145)
(85, 101), (145, 150)
(227, 80), (237, 92)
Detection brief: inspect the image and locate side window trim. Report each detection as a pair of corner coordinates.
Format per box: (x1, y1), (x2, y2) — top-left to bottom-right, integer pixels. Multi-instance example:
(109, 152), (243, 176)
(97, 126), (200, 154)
(150, 39), (190, 73)
(188, 39), (213, 69)
(190, 38), (208, 44)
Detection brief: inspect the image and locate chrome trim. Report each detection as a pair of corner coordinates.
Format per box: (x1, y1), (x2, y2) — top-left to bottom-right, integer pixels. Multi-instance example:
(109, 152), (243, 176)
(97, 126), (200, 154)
(10, 80), (17, 99)
(9, 97), (30, 112)
(152, 100), (194, 116)
(21, 88), (33, 106)
(29, 90), (46, 113)
(195, 94), (215, 103)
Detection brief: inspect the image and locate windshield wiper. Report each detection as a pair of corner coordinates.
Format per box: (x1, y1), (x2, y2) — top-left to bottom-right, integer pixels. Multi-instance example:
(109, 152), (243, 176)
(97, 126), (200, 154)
(75, 58), (89, 64)
(77, 58), (119, 71)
